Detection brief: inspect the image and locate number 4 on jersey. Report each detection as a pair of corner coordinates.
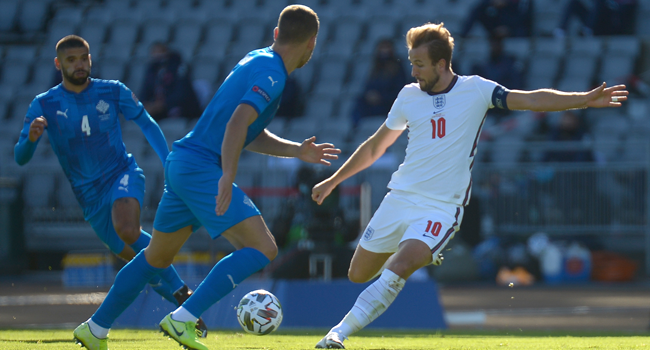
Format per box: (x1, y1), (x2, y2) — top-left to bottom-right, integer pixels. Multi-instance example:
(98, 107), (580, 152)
(120, 175), (129, 187)
(81, 115), (91, 136)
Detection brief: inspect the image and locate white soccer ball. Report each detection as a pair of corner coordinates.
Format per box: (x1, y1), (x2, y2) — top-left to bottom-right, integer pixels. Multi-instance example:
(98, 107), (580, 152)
(236, 289), (283, 335)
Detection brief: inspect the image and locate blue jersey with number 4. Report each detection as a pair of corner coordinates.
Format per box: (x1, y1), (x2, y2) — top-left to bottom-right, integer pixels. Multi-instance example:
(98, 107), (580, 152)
(20, 79), (145, 206)
(169, 47), (288, 164)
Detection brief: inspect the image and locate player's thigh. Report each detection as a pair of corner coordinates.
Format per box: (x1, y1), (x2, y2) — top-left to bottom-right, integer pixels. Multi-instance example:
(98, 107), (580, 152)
(221, 215), (277, 261)
(110, 169), (146, 243)
(145, 226), (194, 268)
(357, 192), (409, 255)
(348, 244), (392, 283)
(111, 197), (141, 243)
(153, 162), (203, 235)
(85, 199), (126, 256)
(351, 192), (409, 282)
(387, 239), (434, 279)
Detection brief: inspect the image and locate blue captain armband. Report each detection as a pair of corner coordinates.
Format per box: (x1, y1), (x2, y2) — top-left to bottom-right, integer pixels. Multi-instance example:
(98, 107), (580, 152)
(491, 85), (510, 110)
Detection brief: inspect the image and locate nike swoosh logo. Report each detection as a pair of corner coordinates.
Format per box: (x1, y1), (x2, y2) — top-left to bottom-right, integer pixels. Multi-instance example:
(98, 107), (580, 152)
(422, 233), (436, 240)
(170, 321), (184, 337)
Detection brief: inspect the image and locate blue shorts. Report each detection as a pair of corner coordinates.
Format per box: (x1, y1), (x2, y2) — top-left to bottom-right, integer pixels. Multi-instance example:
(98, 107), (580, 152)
(153, 159), (261, 238)
(84, 168), (146, 255)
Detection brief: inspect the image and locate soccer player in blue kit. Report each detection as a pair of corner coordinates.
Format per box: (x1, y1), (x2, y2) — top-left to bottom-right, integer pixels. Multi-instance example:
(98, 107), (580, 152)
(13, 35), (207, 346)
(73, 5), (339, 350)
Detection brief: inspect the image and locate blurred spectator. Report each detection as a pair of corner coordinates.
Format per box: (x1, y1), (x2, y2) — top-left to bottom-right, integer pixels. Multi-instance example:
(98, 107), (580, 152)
(542, 111), (597, 224)
(140, 42), (202, 121)
(269, 166), (356, 279)
(276, 75), (305, 119)
(461, 0), (532, 38)
(351, 39), (407, 128)
(554, 0), (638, 37)
(543, 111), (593, 162)
(471, 35), (523, 119)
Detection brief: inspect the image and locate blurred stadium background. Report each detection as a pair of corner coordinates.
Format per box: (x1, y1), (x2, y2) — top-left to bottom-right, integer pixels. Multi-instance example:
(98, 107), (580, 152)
(1, 0), (650, 332)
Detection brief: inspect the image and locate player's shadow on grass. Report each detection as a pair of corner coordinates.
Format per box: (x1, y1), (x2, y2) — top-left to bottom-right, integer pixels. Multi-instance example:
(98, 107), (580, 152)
(0, 339), (71, 343)
(0, 336), (153, 344)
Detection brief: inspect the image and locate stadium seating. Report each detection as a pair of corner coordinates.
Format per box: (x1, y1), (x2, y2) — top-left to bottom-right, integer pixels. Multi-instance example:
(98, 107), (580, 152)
(140, 18), (172, 47)
(303, 93), (337, 120)
(45, 18), (78, 48)
(503, 37), (532, 61)
(526, 54), (560, 89)
(0, 0), (647, 255)
(17, 0), (51, 33)
(124, 60), (147, 95)
(563, 53), (597, 82)
(78, 20), (108, 46)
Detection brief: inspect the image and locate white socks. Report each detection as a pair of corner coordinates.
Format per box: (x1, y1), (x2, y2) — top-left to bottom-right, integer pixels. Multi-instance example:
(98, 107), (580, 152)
(330, 269), (406, 338)
(87, 318), (109, 339)
(171, 306), (199, 323)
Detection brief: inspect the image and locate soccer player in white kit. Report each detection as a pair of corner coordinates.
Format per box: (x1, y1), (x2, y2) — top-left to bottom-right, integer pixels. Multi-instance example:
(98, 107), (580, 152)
(312, 22), (629, 349)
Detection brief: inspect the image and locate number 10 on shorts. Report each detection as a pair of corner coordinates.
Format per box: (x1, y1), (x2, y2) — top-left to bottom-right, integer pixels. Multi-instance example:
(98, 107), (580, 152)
(424, 220), (442, 237)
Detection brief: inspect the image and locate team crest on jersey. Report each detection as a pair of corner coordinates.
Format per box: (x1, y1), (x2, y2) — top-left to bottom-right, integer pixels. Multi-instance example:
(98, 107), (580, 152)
(96, 100), (110, 114)
(362, 227), (375, 241)
(433, 95), (446, 109)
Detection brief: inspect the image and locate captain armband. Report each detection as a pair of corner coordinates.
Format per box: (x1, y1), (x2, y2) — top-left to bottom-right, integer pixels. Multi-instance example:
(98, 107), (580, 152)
(491, 86), (510, 110)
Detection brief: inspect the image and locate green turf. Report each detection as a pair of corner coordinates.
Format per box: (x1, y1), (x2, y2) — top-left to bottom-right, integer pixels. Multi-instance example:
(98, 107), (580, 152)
(1, 329), (649, 349)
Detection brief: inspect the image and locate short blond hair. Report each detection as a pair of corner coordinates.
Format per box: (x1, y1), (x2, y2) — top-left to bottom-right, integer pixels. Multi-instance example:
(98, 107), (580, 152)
(406, 23), (454, 69)
(276, 5), (319, 45)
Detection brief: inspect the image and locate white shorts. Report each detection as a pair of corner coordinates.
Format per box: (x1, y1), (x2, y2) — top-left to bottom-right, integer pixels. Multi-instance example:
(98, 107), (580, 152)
(359, 190), (464, 259)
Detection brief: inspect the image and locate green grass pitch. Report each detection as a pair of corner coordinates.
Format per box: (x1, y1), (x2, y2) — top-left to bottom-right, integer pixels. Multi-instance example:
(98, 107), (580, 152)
(1, 329), (649, 349)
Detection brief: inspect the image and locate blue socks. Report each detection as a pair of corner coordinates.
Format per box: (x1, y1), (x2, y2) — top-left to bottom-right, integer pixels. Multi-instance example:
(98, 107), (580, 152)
(128, 230), (153, 252)
(92, 246), (270, 328)
(92, 251), (163, 328)
(183, 248), (270, 318)
(129, 230), (185, 304)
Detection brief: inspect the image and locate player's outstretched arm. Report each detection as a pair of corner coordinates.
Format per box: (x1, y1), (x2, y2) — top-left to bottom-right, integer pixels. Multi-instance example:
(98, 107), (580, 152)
(312, 123), (402, 205)
(15, 116), (47, 165)
(245, 130), (341, 165)
(507, 83), (628, 112)
(133, 112), (169, 165)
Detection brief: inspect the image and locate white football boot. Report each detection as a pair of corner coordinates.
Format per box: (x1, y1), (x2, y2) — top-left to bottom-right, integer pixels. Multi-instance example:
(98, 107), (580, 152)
(315, 332), (346, 349)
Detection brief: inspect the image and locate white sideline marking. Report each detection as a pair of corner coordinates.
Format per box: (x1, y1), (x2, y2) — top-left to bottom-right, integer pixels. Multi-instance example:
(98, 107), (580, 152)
(0, 293), (107, 306)
(445, 312), (487, 325)
(445, 306), (650, 325)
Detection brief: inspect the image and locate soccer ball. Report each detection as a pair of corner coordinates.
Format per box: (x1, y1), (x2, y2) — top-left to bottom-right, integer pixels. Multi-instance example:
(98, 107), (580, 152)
(236, 289), (283, 335)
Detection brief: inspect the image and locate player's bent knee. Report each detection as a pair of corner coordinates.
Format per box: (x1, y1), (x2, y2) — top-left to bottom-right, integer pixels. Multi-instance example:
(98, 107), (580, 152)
(387, 258), (428, 279)
(144, 248), (173, 269)
(257, 243), (278, 261)
(347, 268), (372, 284)
(114, 224), (140, 245)
(116, 245), (136, 261)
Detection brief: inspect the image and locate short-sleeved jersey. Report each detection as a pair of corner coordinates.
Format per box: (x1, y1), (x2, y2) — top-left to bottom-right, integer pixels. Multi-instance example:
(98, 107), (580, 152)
(385, 75), (506, 206)
(168, 47), (287, 165)
(22, 78), (145, 206)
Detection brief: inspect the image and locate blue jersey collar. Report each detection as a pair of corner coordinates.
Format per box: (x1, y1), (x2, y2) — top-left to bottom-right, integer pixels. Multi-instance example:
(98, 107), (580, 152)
(267, 47), (289, 78)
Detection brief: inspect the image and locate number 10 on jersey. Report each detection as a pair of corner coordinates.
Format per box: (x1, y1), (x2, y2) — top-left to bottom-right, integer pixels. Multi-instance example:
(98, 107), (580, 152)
(430, 117), (446, 139)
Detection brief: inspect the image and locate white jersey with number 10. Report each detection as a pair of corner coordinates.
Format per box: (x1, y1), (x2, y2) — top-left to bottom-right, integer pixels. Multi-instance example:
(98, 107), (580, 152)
(385, 75), (507, 206)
